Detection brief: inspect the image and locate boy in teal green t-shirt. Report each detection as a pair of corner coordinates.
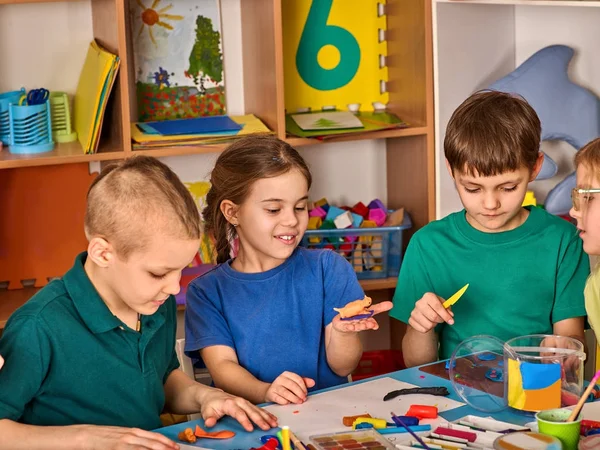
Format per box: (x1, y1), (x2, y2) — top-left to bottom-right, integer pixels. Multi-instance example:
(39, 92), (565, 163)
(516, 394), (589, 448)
(390, 91), (589, 367)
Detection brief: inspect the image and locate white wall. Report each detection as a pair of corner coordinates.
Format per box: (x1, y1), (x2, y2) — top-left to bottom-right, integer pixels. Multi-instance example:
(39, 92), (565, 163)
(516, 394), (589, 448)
(0, 0), (387, 205)
(434, 2), (600, 218)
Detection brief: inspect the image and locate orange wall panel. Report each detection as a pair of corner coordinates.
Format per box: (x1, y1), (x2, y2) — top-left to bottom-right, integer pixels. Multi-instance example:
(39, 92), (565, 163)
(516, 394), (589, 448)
(0, 164), (96, 289)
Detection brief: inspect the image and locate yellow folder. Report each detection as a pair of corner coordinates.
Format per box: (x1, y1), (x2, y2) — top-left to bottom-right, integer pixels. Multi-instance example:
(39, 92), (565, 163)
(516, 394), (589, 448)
(74, 40), (120, 154)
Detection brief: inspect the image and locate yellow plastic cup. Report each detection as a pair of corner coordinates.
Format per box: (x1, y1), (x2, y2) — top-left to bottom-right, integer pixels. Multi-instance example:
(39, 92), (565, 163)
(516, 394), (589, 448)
(536, 408), (581, 450)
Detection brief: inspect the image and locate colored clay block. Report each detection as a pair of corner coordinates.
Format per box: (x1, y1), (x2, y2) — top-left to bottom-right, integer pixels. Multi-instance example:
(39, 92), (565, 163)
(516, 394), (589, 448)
(368, 208), (387, 227)
(320, 219), (336, 230)
(309, 206), (327, 219)
(363, 250), (375, 270)
(370, 237), (383, 258)
(308, 216), (323, 230)
(344, 235), (358, 243)
(324, 244), (335, 251)
(340, 206), (351, 211)
(351, 201), (369, 219)
(352, 247), (363, 272)
(326, 206), (346, 221)
(351, 213), (363, 228)
(315, 198), (328, 208)
(334, 211), (353, 229)
(309, 237), (322, 245)
(339, 243), (353, 256)
(343, 414), (372, 427)
(360, 220), (377, 228)
(368, 199), (386, 211)
(384, 207), (405, 226)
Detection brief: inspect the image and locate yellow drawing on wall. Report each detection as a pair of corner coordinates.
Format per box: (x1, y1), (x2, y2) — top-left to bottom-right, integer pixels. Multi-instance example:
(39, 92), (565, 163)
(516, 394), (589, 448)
(282, 0), (388, 113)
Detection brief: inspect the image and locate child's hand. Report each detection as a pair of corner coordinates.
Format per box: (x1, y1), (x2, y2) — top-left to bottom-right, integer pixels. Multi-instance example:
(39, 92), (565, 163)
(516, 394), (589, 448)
(265, 371), (316, 405)
(332, 301), (393, 333)
(408, 293), (454, 333)
(200, 388), (278, 431)
(75, 425), (180, 450)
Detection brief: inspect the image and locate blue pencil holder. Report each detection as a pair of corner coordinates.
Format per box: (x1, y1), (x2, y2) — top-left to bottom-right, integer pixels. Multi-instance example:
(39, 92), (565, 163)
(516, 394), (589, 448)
(0, 88), (26, 144)
(8, 100), (54, 154)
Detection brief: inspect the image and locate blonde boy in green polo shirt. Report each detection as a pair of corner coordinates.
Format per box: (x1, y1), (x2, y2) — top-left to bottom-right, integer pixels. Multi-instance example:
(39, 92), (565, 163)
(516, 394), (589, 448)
(0, 156), (277, 450)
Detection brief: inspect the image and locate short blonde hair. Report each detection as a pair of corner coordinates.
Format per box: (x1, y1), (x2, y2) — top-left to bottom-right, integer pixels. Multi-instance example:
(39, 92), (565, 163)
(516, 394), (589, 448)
(85, 155), (201, 259)
(445, 90), (541, 176)
(575, 138), (600, 185)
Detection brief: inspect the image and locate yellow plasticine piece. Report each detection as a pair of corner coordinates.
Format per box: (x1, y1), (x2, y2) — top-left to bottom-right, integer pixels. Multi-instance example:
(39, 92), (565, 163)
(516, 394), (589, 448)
(442, 284), (469, 308)
(352, 417), (388, 430)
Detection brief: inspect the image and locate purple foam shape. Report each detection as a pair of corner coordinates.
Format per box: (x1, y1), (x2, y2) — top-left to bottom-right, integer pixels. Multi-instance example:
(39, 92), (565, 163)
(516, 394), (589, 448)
(368, 199), (386, 211)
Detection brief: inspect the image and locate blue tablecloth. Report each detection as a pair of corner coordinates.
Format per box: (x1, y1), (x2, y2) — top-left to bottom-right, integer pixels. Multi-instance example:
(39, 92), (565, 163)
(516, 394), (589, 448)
(156, 361), (542, 449)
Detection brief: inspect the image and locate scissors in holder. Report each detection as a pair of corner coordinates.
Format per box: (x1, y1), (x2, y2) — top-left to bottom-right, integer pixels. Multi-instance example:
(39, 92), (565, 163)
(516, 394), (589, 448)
(19, 88), (49, 106)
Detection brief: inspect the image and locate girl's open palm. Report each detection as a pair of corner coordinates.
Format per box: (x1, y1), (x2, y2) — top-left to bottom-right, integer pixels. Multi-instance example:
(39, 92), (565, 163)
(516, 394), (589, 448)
(332, 301), (393, 333)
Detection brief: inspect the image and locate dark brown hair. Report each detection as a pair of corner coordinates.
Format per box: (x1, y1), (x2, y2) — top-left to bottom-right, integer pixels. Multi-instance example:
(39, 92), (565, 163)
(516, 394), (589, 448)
(204, 134), (312, 263)
(575, 138), (600, 184)
(85, 155), (201, 258)
(444, 90), (541, 176)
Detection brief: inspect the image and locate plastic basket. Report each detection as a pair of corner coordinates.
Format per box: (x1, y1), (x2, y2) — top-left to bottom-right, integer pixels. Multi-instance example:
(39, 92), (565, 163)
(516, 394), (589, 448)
(8, 101), (54, 154)
(352, 350), (406, 381)
(301, 213), (412, 279)
(0, 88), (26, 144)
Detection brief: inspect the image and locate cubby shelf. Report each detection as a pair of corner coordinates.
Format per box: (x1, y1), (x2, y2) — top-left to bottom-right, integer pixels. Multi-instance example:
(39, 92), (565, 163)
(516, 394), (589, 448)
(0, 0), (434, 353)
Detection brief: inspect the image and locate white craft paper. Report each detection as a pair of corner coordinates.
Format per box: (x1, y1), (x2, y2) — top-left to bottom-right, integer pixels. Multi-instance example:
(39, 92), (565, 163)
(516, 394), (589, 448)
(265, 377), (465, 441)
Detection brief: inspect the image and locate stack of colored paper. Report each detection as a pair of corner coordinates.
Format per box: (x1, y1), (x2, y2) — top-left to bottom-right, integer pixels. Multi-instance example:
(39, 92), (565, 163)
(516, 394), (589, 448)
(131, 114), (272, 149)
(285, 110), (408, 140)
(74, 40), (120, 154)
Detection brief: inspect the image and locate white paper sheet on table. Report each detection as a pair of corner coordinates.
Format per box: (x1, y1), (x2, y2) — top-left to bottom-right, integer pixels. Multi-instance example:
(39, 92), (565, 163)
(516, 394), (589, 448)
(579, 400), (600, 421)
(264, 377), (465, 441)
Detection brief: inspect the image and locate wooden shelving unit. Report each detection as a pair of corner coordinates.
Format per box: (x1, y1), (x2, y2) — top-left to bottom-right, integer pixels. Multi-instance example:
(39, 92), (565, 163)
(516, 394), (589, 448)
(0, 0), (435, 344)
(0, 277), (398, 329)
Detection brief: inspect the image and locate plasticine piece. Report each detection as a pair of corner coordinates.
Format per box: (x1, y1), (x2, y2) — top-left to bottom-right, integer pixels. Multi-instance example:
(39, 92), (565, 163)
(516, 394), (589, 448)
(485, 368), (503, 383)
(333, 296), (373, 319)
(383, 387), (450, 401)
(343, 413), (372, 426)
(178, 427), (197, 443)
(477, 352), (497, 361)
(406, 404), (438, 419)
(340, 311), (374, 321)
(194, 425), (236, 439)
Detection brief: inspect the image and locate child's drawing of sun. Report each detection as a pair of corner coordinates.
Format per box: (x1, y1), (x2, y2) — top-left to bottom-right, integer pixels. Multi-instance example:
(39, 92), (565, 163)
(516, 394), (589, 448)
(135, 0), (183, 46)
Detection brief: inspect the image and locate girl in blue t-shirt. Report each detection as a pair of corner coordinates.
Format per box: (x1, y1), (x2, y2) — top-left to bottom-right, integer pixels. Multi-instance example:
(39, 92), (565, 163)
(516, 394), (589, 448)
(184, 135), (392, 405)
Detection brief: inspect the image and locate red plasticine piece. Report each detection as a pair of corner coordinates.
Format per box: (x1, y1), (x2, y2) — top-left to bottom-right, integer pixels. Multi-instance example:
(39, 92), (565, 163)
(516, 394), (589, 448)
(406, 405), (438, 419)
(434, 426), (477, 442)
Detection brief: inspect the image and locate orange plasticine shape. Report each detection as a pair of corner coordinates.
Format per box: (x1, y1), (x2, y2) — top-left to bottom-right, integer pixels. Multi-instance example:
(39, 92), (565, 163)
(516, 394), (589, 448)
(194, 424), (236, 439)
